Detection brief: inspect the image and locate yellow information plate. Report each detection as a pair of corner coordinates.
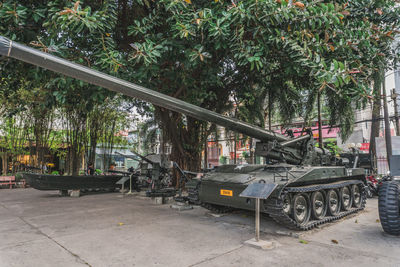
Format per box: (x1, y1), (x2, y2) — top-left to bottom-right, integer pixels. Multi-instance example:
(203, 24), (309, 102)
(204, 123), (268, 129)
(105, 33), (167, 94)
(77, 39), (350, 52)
(220, 189), (233, 197)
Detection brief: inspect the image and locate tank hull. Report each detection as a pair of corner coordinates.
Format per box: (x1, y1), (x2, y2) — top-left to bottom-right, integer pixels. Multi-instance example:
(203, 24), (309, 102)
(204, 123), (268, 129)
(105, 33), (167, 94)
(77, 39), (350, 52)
(198, 164), (367, 230)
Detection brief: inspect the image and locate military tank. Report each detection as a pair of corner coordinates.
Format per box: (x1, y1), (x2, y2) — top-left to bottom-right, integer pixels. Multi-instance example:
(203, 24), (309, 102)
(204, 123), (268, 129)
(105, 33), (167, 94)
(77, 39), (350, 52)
(0, 36), (366, 230)
(188, 132), (366, 230)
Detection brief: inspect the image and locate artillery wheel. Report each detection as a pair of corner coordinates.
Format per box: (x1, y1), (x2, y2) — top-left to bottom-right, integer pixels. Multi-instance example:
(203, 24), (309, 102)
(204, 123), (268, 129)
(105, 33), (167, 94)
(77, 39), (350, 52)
(378, 182), (400, 236)
(352, 184), (362, 208)
(311, 191), (327, 220)
(282, 194), (292, 216)
(291, 193), (311, 225)
(340, 186), (353, 211)
(327, 189), (341, 216)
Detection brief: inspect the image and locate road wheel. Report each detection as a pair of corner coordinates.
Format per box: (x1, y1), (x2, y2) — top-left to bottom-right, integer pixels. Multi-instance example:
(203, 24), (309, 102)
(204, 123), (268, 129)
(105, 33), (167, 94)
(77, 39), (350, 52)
(352, 184), (362, 208)
(292, 193), (310, 225)
(340, 186), (353, 211)
(311, 191), (327, 220)
(378, 182), (400, 236)
(327, 189), (341, 216)
(282, 194), (292, 216)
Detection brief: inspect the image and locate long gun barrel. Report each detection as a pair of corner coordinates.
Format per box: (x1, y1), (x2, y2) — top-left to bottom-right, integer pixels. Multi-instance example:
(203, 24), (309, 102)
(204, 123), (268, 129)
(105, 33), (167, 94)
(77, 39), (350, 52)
(0, 36), (288, 143)
(116, 151), (154, 165)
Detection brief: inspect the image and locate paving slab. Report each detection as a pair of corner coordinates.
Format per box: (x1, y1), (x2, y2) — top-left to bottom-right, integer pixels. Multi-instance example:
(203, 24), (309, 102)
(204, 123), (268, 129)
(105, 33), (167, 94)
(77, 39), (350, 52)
(0, 238), (88, 267)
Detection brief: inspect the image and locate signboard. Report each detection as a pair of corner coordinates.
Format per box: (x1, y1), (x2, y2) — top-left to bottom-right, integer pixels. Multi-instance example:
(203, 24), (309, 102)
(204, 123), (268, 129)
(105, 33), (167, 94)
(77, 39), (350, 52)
(360, 143), (370, 151)
(0, 176), (15, 181)
(375, 137), (400, 175)
(239, 183), (278, 199)
(220, 189), (233, 197)
(278, 126), (340, 139)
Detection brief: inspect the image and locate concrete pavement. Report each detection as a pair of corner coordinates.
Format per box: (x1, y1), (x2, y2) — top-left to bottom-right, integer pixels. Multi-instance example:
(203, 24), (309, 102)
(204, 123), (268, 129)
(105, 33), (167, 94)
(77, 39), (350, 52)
(0, 188), (399, 267)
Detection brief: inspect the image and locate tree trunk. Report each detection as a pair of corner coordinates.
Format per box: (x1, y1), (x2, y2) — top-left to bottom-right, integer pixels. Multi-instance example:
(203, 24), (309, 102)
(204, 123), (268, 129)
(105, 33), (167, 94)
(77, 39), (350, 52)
(89, 139), (97, 167)
(249, 138), (254, 164)
(203, 135), (208, 169)
(369, 71), (383, 172)
(268, 91), (272, 131)
(2, 153), (8, 175)
(317, 90), (323, 148)
(71, 139), (80, 176)
(157, 109), (202, 186)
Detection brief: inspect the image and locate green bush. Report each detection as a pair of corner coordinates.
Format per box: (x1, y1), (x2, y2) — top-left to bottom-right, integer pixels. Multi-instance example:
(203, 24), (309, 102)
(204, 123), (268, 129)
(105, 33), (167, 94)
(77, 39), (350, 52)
(14, 172), (23, 182)
(219, 156), (227, 165)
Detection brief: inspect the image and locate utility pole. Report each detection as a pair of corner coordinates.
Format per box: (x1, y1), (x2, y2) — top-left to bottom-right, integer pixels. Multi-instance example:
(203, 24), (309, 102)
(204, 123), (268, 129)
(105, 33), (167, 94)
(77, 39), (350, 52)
(382, 76), (392, 169)
(391, 88), (400, 136)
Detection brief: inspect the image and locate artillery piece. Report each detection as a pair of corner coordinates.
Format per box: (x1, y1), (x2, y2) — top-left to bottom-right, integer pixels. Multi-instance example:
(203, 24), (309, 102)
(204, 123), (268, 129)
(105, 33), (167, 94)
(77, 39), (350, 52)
(115, 151), (175, 197)
(0, 36), (366, 230)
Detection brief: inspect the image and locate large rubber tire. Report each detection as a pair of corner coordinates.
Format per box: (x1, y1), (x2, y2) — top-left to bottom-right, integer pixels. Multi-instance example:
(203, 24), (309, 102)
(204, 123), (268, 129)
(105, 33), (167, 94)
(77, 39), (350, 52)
(378, 182), (400, 236)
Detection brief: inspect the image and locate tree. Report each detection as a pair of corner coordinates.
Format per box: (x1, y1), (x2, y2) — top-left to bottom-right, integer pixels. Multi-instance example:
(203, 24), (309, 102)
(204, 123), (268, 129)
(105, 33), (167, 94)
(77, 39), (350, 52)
(0, 1), (124, 174)
(118, 0), (400, 172)
(1, 0), (400, 176)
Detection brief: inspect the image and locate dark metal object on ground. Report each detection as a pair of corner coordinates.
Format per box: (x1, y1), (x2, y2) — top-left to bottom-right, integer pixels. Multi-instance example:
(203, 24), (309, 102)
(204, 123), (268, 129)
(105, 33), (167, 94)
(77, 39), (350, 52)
(23, 173), (123, 191)
(0, 37), (367, 230)
(145, 188), (176, 198)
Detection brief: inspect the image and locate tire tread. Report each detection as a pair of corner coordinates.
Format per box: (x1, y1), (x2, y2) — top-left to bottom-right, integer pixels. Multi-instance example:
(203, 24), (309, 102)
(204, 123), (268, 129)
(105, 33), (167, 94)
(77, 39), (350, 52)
(378, 182), (400, 235)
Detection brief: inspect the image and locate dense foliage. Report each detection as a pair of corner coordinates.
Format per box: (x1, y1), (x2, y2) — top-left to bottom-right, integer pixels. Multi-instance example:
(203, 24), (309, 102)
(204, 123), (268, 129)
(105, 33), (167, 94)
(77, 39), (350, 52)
(1, 0), (400, 174)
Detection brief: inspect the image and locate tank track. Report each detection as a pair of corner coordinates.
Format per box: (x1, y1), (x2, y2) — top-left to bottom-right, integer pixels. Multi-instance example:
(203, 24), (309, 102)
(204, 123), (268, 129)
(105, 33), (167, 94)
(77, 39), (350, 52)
(201, 202), (233, 214)
(265, 180), (367, 231)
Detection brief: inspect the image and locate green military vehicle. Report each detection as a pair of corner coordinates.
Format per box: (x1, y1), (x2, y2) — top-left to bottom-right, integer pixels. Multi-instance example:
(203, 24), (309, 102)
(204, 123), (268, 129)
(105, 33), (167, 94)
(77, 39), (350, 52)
(0, 36), (366, 230)
(189, 138), (366, 230)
